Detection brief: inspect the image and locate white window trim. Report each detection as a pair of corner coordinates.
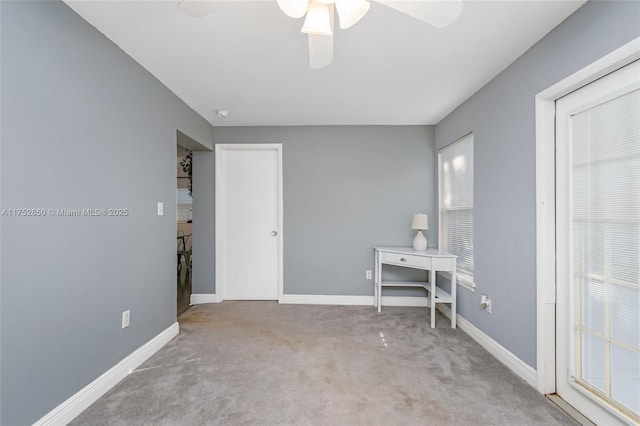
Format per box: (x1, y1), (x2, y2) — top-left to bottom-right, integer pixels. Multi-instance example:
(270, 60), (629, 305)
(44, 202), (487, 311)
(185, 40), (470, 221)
(438, 271), (475, 292)
(438, 132), (475, 292)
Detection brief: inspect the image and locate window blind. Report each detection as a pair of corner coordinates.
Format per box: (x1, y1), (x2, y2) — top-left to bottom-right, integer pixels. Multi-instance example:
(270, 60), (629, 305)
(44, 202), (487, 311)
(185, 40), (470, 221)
(571, 88), (639, 416)
(176, 188), (192, 223)
(439, 134), (474, 283)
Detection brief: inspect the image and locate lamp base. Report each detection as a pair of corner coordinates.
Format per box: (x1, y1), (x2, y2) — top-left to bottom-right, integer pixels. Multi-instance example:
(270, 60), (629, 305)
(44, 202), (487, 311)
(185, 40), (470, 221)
(413, 230), (427, 251)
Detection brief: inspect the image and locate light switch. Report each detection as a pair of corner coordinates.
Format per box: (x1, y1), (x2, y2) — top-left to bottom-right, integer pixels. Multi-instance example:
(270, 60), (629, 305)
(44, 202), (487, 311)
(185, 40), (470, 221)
(157, 202), (164, 216)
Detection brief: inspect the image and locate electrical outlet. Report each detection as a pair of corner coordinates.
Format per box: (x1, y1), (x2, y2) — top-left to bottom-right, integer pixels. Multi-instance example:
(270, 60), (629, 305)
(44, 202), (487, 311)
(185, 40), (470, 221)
(157, 202), (164, 216)
(480, 295), (492, 314)
(365, 270), (372, 280)
(122, 310), (130, 328)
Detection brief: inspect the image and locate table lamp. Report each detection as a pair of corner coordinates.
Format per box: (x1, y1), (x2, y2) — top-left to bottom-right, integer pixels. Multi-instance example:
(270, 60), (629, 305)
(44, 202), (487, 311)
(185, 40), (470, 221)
(411, 213), (429, 251)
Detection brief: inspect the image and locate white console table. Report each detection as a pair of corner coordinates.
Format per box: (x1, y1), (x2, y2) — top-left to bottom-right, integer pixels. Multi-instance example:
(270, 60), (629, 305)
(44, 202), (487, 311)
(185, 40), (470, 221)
(374, 247), (457, 328)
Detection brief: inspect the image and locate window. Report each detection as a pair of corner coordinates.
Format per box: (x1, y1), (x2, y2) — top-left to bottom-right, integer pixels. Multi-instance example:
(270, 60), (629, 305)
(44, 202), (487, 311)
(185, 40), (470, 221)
(438, 133), (474, 289)
(176, 188), (192, 223)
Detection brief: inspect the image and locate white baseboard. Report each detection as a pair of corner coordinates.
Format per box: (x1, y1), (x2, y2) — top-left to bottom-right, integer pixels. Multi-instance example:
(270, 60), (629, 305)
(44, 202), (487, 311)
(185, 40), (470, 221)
(190, 293), (221, 304)
(194, 294), (428, 308)
(34, 322), (179, 426)
(437, 305), (537, 388)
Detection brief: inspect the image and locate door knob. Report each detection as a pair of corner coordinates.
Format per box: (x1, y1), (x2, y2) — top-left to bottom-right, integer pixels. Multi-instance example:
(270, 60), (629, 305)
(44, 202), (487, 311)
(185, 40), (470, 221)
(271, 231), (278, 236)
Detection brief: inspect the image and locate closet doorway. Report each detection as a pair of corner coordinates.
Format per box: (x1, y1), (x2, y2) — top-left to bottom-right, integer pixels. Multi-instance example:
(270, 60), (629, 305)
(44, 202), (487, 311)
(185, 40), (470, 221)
(177, 145), (193, 315)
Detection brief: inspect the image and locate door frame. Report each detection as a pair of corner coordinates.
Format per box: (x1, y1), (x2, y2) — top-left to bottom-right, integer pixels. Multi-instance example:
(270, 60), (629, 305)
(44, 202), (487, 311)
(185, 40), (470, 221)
(535, 37), (639, 394)
(215, 143), (284, 303)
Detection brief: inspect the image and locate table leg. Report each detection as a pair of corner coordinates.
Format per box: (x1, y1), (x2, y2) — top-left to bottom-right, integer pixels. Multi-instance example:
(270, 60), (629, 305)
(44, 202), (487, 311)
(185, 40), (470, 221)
(373, 250), (378, 308)
(373, 277), (377, 308)
(375, 251), (382, 312)
(451, 267), (457, 328)
(430, 269), (436, 328)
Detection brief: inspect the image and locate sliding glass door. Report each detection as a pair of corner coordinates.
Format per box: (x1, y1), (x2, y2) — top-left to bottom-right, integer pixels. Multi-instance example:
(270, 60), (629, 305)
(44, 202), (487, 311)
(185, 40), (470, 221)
(556, 60), (639, 425)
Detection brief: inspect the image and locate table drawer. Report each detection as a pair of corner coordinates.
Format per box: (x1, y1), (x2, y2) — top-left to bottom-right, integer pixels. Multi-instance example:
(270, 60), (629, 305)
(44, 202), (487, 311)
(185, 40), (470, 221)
(381, 252), (429, 269)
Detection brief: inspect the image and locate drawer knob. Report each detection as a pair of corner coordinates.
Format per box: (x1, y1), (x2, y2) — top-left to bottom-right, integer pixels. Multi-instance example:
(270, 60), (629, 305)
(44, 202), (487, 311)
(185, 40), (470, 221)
(400, 257), (407, 262)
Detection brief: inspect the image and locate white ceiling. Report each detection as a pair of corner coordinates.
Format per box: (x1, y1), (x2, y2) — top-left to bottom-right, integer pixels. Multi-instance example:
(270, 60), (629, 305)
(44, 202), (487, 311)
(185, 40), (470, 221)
(64, 0), (585, 126)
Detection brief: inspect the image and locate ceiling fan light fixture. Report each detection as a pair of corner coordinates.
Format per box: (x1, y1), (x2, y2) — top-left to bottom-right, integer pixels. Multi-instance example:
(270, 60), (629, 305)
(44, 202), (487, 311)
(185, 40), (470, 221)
(276, 0), (309, 19)
(335, 0), (370, 29)
(301, 1), (334, 36)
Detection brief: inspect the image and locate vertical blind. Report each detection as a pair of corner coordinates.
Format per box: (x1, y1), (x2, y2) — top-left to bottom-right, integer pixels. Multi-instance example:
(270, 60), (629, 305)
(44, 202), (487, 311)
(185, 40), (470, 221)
(439, 134), (474, 282)
(571, 88), (640, 417)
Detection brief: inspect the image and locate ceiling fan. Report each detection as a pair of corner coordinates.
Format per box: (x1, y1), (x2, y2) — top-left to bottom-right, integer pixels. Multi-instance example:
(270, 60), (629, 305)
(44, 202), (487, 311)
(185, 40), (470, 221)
(178, 0), (464, 69)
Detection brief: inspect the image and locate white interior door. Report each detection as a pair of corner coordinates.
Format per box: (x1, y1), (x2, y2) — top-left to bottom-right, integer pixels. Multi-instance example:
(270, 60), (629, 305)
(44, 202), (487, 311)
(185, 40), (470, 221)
(556, 60), (640, 425)
(216, 144), (282, 300)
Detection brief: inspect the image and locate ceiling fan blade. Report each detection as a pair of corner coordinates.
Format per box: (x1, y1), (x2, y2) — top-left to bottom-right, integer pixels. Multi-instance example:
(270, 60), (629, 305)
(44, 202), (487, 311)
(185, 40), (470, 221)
(277, 0), (309, 19)
(335, 0), (371, 29)
(308, 33), (334, 69)
(374, 0), (463, 28)
(178, 0), (225, 18)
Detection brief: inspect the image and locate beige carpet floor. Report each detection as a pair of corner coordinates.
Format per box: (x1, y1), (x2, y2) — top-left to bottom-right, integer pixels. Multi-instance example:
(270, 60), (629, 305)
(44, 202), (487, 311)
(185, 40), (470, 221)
(71, 302), (576, 425)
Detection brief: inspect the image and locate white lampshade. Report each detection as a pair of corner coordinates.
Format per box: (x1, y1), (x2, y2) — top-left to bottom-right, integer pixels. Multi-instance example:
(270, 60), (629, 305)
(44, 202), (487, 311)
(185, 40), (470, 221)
(335, 0), (370, 29)
(411, 213), (429, 230)
(302, 1), (333, 35)
(276, 0), (309, 19)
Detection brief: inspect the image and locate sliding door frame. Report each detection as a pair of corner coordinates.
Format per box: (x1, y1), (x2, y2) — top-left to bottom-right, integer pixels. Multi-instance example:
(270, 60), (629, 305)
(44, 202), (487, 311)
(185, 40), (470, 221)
(534, 37), (640, 396)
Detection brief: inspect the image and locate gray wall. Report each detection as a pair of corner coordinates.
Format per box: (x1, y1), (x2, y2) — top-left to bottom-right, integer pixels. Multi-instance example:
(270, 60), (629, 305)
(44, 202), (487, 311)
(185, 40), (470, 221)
(191, 150), (216, 295)
(205, 126), (436, 296)
(0, 1), (213, 424)
(5, 1), (637, 423)
(434, 0), (640, 368)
